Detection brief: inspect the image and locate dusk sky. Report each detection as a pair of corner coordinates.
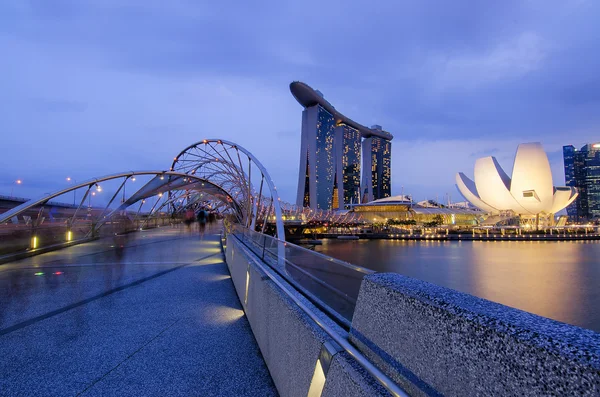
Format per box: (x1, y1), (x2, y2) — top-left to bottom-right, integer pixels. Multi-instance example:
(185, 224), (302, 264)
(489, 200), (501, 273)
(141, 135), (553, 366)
(2, 0), (599, 204)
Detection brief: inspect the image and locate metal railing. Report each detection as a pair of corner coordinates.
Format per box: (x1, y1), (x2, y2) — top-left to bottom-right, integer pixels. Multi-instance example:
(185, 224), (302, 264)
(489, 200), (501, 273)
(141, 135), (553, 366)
(228, 226), (409, 397)
(229, 224), (374, 327)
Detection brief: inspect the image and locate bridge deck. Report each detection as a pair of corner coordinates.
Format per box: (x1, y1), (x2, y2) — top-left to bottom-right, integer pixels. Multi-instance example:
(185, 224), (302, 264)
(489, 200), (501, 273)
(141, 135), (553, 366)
(0, 226), (277, 396)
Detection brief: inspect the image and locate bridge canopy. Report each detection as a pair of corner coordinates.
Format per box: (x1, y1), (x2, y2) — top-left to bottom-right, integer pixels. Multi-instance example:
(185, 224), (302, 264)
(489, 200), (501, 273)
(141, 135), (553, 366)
(0, 140), (286, 243)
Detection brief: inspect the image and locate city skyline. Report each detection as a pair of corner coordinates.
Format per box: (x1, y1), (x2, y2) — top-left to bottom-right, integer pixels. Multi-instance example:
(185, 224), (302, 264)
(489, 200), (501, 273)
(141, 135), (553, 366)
(456, 142), (577, 225)
(1, 1), (600, 205)
(563, 142), (600, 220)
(292, 81), (392, 210)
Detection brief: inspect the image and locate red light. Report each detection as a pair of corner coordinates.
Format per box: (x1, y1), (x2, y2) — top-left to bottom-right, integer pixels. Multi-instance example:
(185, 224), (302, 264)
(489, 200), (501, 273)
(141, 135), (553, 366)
(54, 271), (63, 275)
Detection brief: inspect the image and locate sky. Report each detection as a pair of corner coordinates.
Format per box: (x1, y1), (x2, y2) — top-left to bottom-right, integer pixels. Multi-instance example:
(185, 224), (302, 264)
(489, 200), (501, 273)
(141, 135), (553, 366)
(1, 0), (599, 204)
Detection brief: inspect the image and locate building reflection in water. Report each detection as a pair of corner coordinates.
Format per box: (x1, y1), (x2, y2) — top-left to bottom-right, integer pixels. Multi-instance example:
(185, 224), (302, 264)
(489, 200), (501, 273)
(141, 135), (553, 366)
(317, 239), (600, 332)
(469, 241), (587, 326)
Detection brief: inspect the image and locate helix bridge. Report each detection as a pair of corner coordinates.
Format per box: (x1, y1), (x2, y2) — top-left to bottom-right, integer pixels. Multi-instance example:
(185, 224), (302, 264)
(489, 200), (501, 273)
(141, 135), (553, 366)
(0, 139), (363, 254)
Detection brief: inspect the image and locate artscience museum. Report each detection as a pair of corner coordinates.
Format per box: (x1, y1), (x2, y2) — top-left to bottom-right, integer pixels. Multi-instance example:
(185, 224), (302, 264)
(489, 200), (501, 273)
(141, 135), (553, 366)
(456, 142), (578, 227)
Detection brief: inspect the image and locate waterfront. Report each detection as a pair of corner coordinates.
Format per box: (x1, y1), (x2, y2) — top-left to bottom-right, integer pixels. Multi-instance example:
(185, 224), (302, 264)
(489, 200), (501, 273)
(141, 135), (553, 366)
(317, 239), (600, 332)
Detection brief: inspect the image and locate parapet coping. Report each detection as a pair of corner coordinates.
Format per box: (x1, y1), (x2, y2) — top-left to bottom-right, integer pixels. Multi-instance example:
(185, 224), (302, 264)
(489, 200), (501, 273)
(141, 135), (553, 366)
(360, 273), (600, 369)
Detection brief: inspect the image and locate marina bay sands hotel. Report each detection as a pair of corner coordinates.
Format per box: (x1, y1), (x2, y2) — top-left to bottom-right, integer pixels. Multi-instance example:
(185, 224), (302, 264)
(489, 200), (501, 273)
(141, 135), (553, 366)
(290, 81), (392, 210)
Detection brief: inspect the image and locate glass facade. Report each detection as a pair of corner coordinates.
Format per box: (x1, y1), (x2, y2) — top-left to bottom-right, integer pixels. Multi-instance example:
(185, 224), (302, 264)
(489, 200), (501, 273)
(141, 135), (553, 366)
(340, 124), (361, 206)
(582, 144), (600, 219)
(563, 143), (600, 221)
(563, 145), (577, 219)
(303, 152), (310, 208)
(371, 137), (392, 200)
(314, 105), (336, 210)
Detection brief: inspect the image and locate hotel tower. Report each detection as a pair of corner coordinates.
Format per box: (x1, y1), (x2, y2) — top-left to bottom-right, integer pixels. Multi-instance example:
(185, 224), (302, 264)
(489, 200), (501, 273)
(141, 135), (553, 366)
(290, 81), (393, 210)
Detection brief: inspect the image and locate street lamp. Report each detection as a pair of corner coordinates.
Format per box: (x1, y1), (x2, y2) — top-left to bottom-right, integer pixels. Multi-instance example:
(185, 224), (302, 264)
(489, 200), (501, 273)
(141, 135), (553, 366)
(66, 177), (77, 205)
(88, 184), (101, 208)
(123, 176), (134, 203)
(88, 191), (97, 208)
(10, 179), (22, 197)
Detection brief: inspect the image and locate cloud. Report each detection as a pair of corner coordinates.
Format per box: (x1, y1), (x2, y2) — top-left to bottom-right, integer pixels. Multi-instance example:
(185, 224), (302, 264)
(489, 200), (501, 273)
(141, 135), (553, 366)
(430, 32), (547, 91)
(1, 0), (599, 204)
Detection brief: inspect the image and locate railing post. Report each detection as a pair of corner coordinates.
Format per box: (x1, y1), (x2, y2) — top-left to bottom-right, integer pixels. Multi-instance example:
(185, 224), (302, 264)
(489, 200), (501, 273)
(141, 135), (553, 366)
(90, 221), (98, 238)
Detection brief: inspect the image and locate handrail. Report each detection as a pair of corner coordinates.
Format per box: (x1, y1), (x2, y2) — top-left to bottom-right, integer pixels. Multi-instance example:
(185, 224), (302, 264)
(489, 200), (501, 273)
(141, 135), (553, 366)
(230, 232), (409, 397)
(234, 224), (374, 275)
(283, 238), (375, 275)
(238, 233), (355, 329)
(233, 224), (373, 325)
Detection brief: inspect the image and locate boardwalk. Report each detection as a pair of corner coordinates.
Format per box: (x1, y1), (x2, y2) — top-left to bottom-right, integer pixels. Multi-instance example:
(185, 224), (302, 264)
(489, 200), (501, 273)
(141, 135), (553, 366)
(0, 226), (277, 396)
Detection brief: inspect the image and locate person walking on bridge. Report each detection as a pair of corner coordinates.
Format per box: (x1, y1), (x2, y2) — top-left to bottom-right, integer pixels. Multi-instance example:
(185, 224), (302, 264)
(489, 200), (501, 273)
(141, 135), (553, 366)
(184, 208), (195, 233)
(197, 208), (208, 238)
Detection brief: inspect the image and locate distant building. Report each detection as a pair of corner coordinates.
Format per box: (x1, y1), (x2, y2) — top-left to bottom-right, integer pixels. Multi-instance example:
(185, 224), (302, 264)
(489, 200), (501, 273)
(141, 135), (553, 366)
(290, 81), (393, 210)
(351, 196), (482, 226)
(334, 123), (361, 209)
(296, 104), (336, 209)
(361, 133), (392, 203)
(456, 142), (577, 228)
(448, 201), (476, 210)
(563, 143), (600, 221)
(562, 145), (577, 219)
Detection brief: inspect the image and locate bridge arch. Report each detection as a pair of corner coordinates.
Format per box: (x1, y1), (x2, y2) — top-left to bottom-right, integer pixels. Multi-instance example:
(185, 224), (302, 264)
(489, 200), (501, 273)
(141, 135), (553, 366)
(171, 139), (285, 241)
(1, 140), (286, 241)
(0, 171), (242, 233)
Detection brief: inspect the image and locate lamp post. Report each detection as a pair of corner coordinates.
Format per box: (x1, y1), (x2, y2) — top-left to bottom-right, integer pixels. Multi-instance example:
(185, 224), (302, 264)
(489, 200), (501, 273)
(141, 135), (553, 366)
(123, 176), (135, 203)
(66, 177), (77, 205)
(10, 179), (22, 197)
(89, 184), (102, 208)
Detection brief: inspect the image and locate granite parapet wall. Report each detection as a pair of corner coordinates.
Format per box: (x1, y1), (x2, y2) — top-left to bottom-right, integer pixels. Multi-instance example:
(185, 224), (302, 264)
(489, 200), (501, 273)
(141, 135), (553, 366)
(225, 236), (390, 397)
(350, 273), (600, 396)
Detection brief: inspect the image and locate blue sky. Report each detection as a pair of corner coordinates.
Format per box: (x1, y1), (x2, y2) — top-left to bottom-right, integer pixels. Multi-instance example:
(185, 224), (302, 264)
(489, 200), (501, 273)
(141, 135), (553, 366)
(1, 0), (599, 203)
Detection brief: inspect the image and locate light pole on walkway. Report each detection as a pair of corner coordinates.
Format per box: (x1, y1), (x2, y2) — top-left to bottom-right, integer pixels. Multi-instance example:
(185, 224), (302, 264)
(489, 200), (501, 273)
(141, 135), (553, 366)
(88, 191), (96, 208)
(66, 177), (77, 206)
(88, 184), (102, 208)
(122, 176), (136, 203)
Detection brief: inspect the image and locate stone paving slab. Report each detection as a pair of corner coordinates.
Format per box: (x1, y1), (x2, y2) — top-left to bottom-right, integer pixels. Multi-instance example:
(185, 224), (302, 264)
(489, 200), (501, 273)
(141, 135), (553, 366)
(0, 227), (221, 329)
(0, 231), (277, 396)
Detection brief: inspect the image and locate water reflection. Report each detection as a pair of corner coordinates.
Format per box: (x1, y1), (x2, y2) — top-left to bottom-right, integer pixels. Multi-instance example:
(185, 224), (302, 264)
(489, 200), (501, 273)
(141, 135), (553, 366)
(317, 239), (600, 332)
(468, 241), (586, 327)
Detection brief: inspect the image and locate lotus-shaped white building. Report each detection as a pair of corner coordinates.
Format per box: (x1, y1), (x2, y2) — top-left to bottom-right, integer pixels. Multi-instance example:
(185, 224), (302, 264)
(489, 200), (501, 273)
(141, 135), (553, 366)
(455, 143), (577, 217)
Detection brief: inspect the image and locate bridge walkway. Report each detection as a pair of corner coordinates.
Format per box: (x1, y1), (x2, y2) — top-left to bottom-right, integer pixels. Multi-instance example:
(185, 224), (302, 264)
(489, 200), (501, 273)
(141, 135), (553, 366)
(0, 225), (277, 396)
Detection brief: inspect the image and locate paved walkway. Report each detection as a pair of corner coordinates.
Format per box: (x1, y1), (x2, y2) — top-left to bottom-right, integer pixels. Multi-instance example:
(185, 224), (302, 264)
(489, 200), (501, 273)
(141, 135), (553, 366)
(0, 226), (277, 396)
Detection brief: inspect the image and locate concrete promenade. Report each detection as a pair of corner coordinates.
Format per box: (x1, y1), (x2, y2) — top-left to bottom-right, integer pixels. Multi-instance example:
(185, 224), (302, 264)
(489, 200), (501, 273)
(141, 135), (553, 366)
(0, 226), (277, 396)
